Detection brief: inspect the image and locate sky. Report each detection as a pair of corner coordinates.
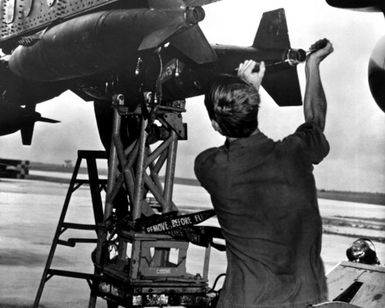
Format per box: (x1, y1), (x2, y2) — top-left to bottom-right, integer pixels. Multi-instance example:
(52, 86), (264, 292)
(0, 0), (384, 193)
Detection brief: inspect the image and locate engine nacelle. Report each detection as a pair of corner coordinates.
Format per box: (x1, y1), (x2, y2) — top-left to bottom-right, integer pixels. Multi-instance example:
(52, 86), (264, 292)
(369, 35), (385, 113)
(326, 0), (385, 12)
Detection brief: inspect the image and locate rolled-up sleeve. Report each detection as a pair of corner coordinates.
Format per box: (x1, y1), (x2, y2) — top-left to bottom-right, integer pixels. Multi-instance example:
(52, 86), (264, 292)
(289, 122), (330, 165)
(194, 148), (215, 187)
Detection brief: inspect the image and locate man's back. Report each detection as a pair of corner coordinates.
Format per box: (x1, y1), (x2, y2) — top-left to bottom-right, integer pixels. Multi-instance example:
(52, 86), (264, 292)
(195, 122), (329, 308)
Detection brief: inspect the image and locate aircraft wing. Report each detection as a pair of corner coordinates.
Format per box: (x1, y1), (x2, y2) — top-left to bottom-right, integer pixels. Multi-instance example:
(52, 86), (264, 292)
(0, 0), (122, 48)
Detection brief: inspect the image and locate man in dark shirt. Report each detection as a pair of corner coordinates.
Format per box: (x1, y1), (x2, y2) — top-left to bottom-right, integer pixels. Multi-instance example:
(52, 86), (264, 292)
(194, 40), (334, 307)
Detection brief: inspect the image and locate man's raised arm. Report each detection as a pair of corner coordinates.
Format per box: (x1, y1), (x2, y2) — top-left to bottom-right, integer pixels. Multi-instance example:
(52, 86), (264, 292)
(304, 39), (334, 131)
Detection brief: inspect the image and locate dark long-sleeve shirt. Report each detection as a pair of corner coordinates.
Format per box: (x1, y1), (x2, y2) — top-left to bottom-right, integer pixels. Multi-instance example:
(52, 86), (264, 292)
(194, 122), (330, 308)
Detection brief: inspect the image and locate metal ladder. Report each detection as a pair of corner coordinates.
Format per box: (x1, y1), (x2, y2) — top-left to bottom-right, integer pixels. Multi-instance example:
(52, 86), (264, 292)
(33, 150), (108, 308)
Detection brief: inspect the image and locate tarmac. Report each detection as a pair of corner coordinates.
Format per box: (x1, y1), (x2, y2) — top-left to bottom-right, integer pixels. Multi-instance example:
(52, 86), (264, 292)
(0, 178), (384, 307)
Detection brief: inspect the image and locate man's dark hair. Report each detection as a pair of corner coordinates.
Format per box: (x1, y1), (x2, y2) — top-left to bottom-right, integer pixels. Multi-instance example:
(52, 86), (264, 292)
(204, 74), (260, 138)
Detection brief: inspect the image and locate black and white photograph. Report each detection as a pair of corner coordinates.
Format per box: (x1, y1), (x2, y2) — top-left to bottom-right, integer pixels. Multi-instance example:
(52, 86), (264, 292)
(0, 0), (384, 307)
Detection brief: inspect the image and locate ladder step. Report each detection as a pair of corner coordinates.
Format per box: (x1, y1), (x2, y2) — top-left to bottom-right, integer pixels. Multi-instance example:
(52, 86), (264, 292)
(75, 179), (107, 185)
(47, 269), (99, 281)
(58, 238), (98, 247)
(77, 150), (108, 159)
(61, 222), (98, 230)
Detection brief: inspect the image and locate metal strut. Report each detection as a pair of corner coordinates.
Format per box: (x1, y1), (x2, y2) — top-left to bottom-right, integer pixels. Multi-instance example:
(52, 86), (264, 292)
(97, 93), (186, 228)
(89, 93), (214, 308)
